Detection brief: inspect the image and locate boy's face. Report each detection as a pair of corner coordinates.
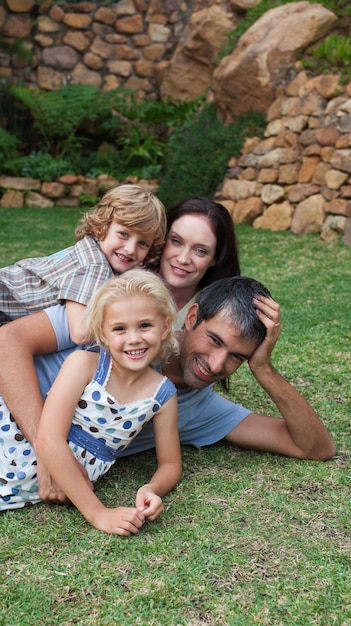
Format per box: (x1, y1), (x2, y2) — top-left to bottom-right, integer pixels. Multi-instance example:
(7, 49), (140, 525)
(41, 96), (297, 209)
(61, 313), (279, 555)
(99, 222), (153, 273)
(179, 304), (258, 389)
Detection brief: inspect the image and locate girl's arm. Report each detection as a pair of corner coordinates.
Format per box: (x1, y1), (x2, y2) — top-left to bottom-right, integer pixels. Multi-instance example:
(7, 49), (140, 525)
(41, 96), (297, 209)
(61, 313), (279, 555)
(135, 394), (182, 521)
(36, 350), (146, 535)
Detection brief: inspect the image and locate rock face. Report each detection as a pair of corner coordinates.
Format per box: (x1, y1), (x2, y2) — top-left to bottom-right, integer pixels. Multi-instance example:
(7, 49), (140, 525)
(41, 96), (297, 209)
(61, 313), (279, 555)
(2, 0), (338, 109)
(215, 71), (351, 243)
(2, 67), (351, 244)
(0, 0), (196, 97)
(1, 1), (351, 244)
(0, 174), (160, 209)
(212, 2), (338, 122)
(161, 5), (236, 101)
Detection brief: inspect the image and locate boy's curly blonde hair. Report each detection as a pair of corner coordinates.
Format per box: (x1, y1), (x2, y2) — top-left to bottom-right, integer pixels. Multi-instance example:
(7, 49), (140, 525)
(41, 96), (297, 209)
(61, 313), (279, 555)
(85, 269), (179, 363)
(75, 184), (166, 260)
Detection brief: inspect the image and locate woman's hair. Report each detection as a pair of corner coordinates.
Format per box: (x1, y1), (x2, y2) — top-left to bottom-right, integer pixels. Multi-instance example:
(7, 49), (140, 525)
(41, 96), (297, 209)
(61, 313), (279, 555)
(164, 197), (241, 288)
(75, 184), (167, 260)
(85, 269), (179, 362)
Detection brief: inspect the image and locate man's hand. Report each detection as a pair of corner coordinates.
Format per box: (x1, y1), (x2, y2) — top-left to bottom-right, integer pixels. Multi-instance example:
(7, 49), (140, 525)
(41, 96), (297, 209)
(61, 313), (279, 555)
(248, 295), (282, 373)
(36, 455), (94, 504)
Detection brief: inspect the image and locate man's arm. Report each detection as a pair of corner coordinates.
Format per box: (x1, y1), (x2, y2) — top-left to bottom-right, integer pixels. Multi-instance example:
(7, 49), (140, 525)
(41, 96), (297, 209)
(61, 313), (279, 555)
(0, 312), (69, 503)
(225, 295), (335, 461)
(0, 310), (93, 503)
(225, 376), (336, 461)
(0, 312), (58, 441)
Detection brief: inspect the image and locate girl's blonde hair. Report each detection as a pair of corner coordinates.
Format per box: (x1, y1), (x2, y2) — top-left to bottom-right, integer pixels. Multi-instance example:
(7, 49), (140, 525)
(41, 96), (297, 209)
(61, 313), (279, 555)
(85, 269), (179, 362)
(75, 184), (166, 260)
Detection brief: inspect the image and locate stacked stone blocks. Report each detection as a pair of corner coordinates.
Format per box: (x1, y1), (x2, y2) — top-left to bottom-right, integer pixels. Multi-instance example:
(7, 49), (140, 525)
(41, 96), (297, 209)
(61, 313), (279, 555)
(216, 71), (351, 243)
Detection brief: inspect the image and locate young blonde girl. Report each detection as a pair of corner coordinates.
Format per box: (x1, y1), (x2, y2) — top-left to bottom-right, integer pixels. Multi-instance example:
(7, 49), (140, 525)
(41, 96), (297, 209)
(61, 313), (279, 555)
(0, 184), (166, 343)
(0, 270), (181, 536)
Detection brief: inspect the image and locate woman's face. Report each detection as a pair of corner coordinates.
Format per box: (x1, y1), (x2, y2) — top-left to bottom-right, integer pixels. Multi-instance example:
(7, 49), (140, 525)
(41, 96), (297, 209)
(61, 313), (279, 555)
(160, 214), (217, 293)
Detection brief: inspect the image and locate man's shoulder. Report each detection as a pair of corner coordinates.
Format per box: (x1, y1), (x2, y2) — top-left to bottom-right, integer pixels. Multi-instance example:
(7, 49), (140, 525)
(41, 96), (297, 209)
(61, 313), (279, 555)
(176, 385), (213, 401)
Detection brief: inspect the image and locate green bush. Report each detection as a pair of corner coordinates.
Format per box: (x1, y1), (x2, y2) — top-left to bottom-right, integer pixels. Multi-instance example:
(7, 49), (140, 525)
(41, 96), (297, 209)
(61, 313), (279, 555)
(301, 33), (351, 83)
(10, 84), (103, 158)
(0, 128), (20, 169)
(3, 84), (203, 181)
(157, 104), (265, 207)
(5, 151), (77, 181)
(96, 89), (204, 174)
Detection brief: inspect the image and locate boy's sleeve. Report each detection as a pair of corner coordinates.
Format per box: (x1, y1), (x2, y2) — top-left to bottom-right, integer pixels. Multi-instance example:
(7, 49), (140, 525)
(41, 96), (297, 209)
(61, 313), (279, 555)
(57, 264), (112, 305)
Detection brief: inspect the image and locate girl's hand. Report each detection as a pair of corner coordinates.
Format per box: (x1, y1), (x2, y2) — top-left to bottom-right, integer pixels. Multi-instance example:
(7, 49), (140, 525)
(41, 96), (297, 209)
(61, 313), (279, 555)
(93, 506), (146, 536)
(136, 486), (163, 521)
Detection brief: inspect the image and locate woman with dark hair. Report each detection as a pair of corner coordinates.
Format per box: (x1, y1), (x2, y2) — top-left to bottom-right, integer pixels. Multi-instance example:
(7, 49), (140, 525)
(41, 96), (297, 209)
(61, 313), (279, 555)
(156, 197), (241, 329)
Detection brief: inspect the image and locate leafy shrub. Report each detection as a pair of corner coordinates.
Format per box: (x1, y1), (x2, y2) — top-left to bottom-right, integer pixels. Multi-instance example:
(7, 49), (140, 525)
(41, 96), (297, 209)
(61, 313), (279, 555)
(5, 151), (77, 181)
(157, 104), (265, 207)
(10, 84), (103, 158)
(315, 35), (351, 65)
(301, 34), (351, 83)
(82, 148), (129, 180)
(96, 89), (204, 172)
(78, 192), (100, 207)
(4, 84), (203, 181)
(0, 128), (20, 169)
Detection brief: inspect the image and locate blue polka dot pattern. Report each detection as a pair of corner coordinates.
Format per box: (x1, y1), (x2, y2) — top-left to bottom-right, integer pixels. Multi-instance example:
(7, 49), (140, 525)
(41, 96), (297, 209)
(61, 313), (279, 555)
(0, 349), (176, 511)
(0, 350), (175, 511)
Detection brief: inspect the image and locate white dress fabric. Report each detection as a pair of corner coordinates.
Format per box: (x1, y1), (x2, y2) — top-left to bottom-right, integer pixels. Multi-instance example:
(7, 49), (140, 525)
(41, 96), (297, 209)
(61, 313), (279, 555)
(0, 347), (176, 510)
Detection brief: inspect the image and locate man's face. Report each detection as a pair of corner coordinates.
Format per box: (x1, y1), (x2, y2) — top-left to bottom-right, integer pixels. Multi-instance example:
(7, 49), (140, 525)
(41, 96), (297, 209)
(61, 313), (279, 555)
(179, 305), (259, 389)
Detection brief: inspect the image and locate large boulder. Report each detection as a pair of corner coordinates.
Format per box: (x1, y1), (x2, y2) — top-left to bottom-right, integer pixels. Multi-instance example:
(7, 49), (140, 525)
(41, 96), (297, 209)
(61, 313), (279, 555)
(161, 5), (235, 102)
(212, 2), (337, 122)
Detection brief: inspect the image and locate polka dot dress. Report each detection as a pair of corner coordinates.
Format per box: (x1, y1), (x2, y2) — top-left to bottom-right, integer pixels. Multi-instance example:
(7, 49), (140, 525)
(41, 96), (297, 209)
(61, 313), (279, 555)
(0, 347), (176, 510)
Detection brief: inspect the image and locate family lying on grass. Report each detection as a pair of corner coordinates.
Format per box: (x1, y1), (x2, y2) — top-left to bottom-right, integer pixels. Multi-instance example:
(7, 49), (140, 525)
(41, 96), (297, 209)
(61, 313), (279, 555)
(0, 185), (335, 534)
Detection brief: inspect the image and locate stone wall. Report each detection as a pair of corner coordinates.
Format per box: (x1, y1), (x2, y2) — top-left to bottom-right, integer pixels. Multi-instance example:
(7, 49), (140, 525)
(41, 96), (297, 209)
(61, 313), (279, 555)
(216, 71), (351, 245)
(0, 173), (159, 209)
(1, 69), (351, 245)
(0, 0), (194, 97)
(1, 2), (351, 244)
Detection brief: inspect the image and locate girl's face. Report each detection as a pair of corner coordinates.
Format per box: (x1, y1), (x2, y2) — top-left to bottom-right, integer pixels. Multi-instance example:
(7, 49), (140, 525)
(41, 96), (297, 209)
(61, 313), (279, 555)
(101, 295), (170, 373)
(99, 222), (153, 273)
(160, 214), (217, 294)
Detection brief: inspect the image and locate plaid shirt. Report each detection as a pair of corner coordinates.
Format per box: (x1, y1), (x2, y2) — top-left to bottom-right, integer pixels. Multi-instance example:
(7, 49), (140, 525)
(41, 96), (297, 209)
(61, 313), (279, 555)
(0, 236), (113, 322)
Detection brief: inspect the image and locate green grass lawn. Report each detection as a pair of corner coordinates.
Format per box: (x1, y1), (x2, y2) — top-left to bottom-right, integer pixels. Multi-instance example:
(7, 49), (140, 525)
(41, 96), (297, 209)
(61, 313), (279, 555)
(0, 206), (350, 625)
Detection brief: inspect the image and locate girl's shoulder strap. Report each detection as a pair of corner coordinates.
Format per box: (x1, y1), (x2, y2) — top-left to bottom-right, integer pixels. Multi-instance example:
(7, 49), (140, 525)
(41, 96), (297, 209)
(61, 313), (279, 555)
(154, 376), (177, 407)
(87, 345), (111, 386)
